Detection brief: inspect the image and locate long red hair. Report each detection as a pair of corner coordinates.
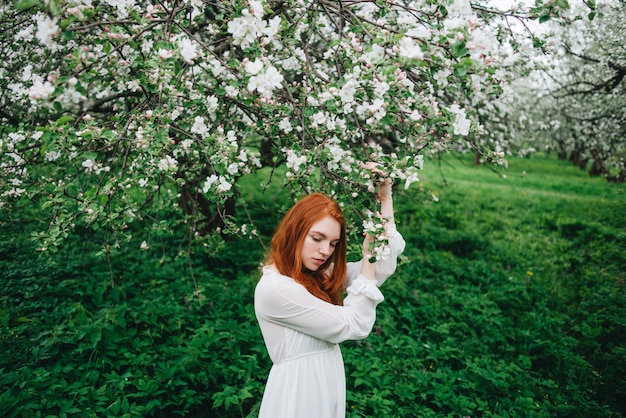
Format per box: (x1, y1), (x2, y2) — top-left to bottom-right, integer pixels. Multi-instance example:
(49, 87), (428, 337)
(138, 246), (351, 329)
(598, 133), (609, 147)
(267, 193), (347, 305)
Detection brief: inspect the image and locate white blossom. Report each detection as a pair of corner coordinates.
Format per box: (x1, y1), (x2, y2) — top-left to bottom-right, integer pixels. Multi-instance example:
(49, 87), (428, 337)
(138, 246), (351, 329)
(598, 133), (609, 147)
(202, 175), (219, 193)
(34, 14), (58, 47)
(285, 149), (306, 172)
(279, 118), (293, 133)
(29, 80), (54, 100)
(191, 116), (209, 137)
(247, 64), (284, 97)
(339, 80), (358, 103)
(228, 10), (266, 49)
(177, 36), (199, 63)
(245, 59), (264, 75)
(45, 151), (62, 162)
(158, 155), (177, 171)
(217, 176), (232, 192)
(227, 162), (239, 175)
(450, 104), (471, 136)
(398, 36), (424, 60)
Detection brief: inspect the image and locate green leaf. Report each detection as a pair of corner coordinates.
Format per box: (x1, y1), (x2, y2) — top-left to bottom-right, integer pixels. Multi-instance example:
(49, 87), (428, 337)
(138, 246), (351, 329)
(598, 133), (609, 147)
(539, 14), (551, 23)
(17, 316), (33, 323)
(56, 116), (75, 126)
(555, 0), (570, 9)
(14, 0), (41, 10)
(450, 42), (467, 58)
(60, 18), (76, 30)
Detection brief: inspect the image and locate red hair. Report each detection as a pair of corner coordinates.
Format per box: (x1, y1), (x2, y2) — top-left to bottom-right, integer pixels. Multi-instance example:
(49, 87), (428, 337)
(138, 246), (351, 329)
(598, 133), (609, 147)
(267, 193), (347, 305)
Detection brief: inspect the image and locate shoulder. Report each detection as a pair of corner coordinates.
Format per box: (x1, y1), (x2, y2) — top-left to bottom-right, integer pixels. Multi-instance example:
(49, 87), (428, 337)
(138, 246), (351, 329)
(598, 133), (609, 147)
(255, 266), (312, 314)
(256, 265), (300, 295)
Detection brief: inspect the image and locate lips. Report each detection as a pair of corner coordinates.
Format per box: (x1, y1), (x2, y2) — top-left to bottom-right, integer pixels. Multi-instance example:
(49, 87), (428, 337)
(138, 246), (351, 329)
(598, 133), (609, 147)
(312, 258), (326, 266)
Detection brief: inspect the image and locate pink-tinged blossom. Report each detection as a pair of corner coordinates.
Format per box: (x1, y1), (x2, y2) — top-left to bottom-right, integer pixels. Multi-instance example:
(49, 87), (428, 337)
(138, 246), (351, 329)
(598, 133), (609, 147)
(29, 80), (54, 100)
(248, 0), (264, 16)
(158, 48), (173, 60)
(467, 27), (496, 60)
(34, 14), (58, 47)
(398, 36), (423, 60)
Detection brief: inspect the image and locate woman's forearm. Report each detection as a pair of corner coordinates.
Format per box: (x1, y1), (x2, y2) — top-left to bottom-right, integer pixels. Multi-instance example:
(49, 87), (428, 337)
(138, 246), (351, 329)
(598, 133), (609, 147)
(380, 195), (394, 225)
(359, 258), (376, 281)
(379, 179), (395, 226)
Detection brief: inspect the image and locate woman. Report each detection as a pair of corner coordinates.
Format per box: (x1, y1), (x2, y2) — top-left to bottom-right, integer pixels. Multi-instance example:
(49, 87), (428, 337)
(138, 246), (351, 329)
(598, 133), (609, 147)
(254, 177), (406, 418)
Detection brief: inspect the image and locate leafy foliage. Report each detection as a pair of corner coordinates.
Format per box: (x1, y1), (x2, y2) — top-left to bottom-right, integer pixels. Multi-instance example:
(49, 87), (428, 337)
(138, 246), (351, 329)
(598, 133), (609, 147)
(1, 154), (624, 417)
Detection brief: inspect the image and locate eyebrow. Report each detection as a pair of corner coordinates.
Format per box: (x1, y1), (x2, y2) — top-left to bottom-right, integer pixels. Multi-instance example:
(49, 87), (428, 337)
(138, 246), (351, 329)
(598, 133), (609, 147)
(310, 230), (341, 242)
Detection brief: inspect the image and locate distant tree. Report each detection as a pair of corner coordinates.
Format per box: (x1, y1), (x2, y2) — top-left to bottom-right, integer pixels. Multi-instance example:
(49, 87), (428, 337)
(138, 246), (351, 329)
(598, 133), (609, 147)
(515, 0), (625, 182)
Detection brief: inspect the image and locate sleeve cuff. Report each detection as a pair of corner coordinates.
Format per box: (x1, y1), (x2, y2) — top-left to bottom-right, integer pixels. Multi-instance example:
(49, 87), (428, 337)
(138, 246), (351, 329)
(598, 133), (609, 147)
(346, 275), (384, 303)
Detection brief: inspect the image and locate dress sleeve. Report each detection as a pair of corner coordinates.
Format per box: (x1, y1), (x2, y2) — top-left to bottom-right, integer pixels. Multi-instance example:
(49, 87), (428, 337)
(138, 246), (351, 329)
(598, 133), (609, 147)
(345, 224), (406, 287)
(255, 270), (384, 344)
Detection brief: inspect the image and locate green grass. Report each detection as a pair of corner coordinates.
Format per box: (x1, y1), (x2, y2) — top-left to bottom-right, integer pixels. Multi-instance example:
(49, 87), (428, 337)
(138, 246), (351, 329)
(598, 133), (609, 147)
(1, 153), (624, 417)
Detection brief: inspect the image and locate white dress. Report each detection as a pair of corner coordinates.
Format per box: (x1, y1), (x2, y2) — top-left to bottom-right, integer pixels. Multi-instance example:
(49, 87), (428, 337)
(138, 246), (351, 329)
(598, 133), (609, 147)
(254, 226), (405, 418)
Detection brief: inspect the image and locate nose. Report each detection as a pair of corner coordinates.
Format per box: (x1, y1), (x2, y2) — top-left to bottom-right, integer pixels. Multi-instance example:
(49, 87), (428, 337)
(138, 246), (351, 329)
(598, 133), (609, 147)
(319, 242), (330, 256)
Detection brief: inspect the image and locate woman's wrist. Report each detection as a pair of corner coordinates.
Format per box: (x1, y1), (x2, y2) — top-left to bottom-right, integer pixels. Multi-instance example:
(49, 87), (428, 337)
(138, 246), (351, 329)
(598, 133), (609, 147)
(359, 256), (376, 280)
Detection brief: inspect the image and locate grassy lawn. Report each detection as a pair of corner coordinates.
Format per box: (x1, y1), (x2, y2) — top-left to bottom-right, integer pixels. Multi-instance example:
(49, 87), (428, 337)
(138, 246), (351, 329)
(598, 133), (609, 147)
(1, 154), (624, 417)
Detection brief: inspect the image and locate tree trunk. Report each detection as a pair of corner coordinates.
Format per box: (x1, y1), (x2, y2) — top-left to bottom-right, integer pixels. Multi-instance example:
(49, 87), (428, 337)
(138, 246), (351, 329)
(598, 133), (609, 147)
(589, 159), (605, 177)
(474, 151), (481, 166)
(605, 169), (625, 183)
(179, 183), (236, 236)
